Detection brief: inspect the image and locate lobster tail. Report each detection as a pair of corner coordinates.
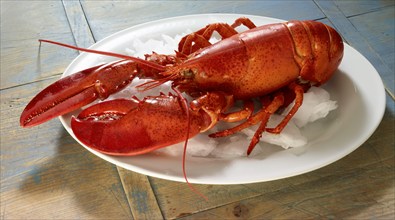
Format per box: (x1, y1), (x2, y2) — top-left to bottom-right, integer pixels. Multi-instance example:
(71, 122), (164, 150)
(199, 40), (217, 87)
(286, 20), (344, 85)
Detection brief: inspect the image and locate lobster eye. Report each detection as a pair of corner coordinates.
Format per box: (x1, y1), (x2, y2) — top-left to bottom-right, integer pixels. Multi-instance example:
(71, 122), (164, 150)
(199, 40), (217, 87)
(183, 69), (195, 78)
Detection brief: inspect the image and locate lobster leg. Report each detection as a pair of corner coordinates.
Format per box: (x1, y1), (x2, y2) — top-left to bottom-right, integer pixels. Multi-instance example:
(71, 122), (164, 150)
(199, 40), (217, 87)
(266, 82), (305, 134)
(209, 93), (285, 155)
(246, 95), (285, 155)
(178, 23), (238, 55)
(231, 17), (257, 29)
(219, 100), (254, 123)
(178, 17), (257, 56)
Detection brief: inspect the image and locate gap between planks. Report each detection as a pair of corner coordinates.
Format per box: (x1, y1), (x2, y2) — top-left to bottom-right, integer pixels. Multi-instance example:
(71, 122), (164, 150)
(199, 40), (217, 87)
(315, 0), (395, 100)
(61, 0), (163, 217)
(0, 74), (62, 91)
(59, 1), (395, 218)
(117, 167), (163, 219)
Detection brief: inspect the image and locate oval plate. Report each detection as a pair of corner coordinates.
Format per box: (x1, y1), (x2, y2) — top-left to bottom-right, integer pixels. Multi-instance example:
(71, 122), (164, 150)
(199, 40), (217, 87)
(59, 14), (385, 184)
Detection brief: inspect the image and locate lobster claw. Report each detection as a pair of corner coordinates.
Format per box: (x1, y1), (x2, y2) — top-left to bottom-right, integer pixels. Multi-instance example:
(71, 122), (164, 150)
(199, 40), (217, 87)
(20, 60), (145, 128)
(71, 95), (211, 156)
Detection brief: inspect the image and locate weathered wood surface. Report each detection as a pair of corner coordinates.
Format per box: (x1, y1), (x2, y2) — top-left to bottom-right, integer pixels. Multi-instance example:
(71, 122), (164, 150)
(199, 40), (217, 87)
(1, 0), (394, 219)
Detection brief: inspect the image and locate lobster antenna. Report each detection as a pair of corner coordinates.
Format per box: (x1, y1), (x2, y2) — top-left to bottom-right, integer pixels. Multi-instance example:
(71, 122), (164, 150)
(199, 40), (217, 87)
(136, 73), (178, 91)
(172, 86), (209, 202)
(39, 39), (166, 71)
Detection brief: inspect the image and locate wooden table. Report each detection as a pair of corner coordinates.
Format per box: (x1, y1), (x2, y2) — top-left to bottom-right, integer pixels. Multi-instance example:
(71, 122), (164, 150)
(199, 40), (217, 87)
(1, 1), (394, 219)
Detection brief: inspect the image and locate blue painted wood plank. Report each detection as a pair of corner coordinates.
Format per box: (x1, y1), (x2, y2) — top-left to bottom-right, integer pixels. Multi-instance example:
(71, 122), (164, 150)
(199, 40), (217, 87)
(1, 2), (134, 219)
(316, 0), (395, 96)
(81, 0), (325, 41)
(117, 168), (163, 219)
(348, 6), (394, 74)
(334, 0), (394, 17)
(2, 1), (394, 219)
(0, 1), (79, 89)
(62, 0), (96, 48)
(1, 80), (133, 219)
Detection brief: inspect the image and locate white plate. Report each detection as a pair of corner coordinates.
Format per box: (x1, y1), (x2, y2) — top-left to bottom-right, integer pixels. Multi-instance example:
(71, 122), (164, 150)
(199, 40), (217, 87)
(59, 14), (385, 184)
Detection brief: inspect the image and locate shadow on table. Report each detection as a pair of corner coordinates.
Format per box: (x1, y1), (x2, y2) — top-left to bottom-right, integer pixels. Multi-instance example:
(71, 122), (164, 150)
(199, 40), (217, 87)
(18, 96), (393, 218)
(244, 100), (394, 218)
(18, 128), (132, 219)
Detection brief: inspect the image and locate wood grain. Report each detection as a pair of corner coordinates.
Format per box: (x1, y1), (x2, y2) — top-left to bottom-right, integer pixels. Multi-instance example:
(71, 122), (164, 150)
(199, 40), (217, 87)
(117, 168), (163, 219)
(60, 2), (165, 218)
(62, 0), (96, 48)
(334, 0), (394, 16)
(316, 0), (395, 95)
(1, 0), (394, 219)
(80, 0), (325, 41)
(348, 6), (395, 93)
(0, 1), (79, 90)
(1, 80), (133, 219)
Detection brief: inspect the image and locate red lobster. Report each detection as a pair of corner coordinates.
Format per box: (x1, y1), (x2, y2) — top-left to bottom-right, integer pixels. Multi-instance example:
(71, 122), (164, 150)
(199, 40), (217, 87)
(20, 18), (343, 186)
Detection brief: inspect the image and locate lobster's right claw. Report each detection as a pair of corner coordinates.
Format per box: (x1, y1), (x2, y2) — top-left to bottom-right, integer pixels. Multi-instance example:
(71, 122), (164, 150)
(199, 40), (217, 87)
(71, 95), (211, 156)
(20, 60), (143, 128)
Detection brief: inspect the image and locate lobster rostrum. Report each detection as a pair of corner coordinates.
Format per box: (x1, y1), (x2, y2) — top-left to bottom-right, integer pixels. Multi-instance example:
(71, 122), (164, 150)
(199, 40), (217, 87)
(20, 18), (343, 182)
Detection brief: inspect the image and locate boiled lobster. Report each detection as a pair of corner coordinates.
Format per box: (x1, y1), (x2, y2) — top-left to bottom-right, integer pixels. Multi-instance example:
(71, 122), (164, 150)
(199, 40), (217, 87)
(20, 18), (343, 192)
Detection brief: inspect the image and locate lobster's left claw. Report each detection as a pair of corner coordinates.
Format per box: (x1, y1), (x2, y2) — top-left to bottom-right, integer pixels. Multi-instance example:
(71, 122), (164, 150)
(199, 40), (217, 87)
(71, 95), (211, 156)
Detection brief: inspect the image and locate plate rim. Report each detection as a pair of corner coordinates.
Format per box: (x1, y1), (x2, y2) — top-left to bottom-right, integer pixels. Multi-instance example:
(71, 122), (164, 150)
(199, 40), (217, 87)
(59, 13), (386, 185)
